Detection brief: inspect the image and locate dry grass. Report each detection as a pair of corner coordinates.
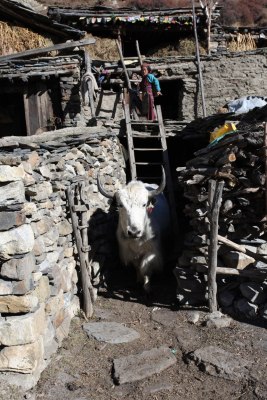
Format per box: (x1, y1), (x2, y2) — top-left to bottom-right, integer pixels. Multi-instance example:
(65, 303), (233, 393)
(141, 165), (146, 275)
(85, 35), (206, 60)
(84, 33), (119, 60)
(227, 33), (257, 52)
(0, 21), (53, 56)
(147, 38), (207, 57)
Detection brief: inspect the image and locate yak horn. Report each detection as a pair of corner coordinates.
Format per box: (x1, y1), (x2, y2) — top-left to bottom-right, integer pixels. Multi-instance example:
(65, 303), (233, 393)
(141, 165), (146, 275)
(97, 174), (114, 199)
(148, 166), (166, 199)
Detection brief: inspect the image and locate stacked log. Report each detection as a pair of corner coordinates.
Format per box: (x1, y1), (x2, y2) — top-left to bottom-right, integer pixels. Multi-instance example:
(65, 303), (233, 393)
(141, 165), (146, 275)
(175, 107), (267, 321)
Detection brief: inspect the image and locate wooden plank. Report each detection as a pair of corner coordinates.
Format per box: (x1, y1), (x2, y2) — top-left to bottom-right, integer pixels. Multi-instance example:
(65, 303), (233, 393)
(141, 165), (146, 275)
(197, 264), (267, 280)
(218, 234), (267, 264)
(135, 40), (143, 67)
(265, 122), (267, 220)
(124, 103), (137, 180)
(0, 38), (95, 63)
(66, 185), (93, 318)
(84, 52), (96, 119)
(207, 180), (224, 313)
(192, 0), (207, 117)
(156, 105), (179, 238)
(116, 39), (131, 90)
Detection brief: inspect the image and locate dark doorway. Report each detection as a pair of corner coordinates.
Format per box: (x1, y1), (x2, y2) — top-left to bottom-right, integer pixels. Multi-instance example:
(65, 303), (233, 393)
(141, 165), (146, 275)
(0, 93), (27, 137)
(156, 79), (184, 120)
(0, 77), (63, 137)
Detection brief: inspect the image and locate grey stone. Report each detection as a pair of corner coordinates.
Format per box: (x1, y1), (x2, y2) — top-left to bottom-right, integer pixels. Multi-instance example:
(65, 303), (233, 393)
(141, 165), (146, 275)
(0, 304), (46, 346)
(175, 326), (204, 353)
(187, 311), (200, 324)
(0, 293), (39, 314)
(83, 322), (140, 344)
(30, 182), (53, 201)
(0, 165), (25, 182)
(151, 309), (182, 329)
(0, 180), (25, 206)
(205, 313), (232, 329)
(0, 337), (44, 373)
(0, 252), (36, 280)
(0, 211), (26, 231)
(0, 279), (13, 295)
(187, 345), (251, 381)
(0, 224), (34, 260)
(113, 346), (176, 384)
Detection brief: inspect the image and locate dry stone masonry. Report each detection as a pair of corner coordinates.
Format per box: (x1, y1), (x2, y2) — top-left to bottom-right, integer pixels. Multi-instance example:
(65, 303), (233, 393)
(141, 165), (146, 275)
(0, 127), (125, 390)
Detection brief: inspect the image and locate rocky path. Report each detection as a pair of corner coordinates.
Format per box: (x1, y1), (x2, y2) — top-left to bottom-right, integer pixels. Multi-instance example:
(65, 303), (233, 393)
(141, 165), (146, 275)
(25, 276), (267, 400)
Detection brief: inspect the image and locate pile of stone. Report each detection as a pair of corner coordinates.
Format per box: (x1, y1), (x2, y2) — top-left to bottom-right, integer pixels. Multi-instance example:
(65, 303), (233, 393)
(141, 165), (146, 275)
(0, 126), (125, 390)
(175, 108), (267, 321)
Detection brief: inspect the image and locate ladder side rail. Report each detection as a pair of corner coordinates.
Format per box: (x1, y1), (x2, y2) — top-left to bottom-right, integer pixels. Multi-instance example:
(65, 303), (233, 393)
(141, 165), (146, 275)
(124, 103), (137, 180)
(156, 105), (179, 237)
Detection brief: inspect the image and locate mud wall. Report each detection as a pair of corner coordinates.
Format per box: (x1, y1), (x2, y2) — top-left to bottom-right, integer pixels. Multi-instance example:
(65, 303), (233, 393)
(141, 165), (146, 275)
(0, 127), (125, 390)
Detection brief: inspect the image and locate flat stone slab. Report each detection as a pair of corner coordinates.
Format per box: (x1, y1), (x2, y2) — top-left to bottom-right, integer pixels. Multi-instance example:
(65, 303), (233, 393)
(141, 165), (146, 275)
(113, 346), (176, 384)
(187, 345), (252, 381)
(83, 322), (140, 344)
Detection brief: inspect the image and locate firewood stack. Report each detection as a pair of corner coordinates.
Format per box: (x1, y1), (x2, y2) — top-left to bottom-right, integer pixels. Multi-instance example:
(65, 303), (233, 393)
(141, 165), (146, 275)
(174, 105), (267, 321)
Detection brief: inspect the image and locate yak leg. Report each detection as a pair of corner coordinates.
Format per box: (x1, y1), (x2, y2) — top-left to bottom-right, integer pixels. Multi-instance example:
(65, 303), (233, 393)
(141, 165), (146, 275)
(140, 254), (158, 293)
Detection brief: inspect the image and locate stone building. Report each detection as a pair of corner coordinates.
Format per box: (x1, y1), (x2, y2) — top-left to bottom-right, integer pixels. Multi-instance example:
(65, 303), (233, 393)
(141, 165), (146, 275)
(0, 0), (266, 392)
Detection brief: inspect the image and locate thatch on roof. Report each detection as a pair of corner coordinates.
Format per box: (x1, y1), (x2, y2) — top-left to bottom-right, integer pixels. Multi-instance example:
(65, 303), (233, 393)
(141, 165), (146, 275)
(0, 21), (53, 56)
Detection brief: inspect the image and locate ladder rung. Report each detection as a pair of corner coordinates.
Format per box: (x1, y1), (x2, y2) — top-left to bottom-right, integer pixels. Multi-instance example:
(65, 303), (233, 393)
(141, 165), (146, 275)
(132, 134), (161, 138)
(130, 121), (159, 125)
(137, 176), (162, 180)
(133, 148), (162, 151)
(135, 162), (162, 166)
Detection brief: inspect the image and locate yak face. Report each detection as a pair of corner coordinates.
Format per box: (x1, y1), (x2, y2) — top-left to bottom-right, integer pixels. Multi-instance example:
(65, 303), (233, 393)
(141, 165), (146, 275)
(116, 181), (155, 239)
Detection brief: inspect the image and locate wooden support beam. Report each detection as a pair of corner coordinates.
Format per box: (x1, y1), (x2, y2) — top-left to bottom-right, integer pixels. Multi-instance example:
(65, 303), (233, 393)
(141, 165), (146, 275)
(207, 179), (224, 312)
(116, 39), (131, 90)
(66, 185), (93, 318)
(0, 38), (95, 62)
(265, 122), (267, 220)
(135, 40), (143, 67)
(192, 0), (207, 117)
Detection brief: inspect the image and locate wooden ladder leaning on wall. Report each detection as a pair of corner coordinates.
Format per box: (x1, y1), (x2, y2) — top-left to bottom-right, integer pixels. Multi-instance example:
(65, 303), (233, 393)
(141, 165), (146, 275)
(116, 39), (179, 239)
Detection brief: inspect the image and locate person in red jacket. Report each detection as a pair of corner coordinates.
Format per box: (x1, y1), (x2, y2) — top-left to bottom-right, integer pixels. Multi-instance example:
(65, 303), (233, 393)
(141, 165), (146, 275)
(140, 63), (162, 121)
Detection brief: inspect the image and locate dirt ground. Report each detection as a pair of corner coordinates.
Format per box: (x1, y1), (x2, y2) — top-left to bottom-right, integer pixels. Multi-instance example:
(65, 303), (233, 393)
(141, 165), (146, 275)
(25, 268), (267, 400)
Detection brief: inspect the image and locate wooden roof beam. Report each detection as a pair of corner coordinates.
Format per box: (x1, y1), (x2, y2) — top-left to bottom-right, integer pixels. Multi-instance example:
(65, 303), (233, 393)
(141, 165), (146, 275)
(0, 38), (95, 63)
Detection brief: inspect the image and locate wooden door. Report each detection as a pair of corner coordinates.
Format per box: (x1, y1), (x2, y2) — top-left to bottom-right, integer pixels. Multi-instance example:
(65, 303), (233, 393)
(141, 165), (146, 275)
(23, 82), (54, 136)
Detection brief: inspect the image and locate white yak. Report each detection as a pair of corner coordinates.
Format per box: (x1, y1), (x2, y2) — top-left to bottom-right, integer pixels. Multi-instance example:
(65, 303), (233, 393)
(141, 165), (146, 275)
(97, 168), (170, 293)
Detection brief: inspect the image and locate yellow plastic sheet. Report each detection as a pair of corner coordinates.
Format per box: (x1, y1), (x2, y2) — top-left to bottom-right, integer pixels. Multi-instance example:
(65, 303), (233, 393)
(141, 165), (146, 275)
(209, 122), (237, 143)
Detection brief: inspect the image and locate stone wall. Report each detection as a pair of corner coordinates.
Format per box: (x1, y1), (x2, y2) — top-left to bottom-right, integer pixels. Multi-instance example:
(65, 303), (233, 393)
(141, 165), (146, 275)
(97, 48), (267, 123)
(0, 127), (125, 390)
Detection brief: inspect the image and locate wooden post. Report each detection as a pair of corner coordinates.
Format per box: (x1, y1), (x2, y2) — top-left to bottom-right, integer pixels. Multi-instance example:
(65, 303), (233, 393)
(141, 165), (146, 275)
(135, 40), (143, 67)
(207, 179), (224, 312)
(192, 0), (207, 118)
(84, 51), (96, 120)
(265, 122), (267, 219)
(116, 39), (131, 90)
(66, 185), (93, 318)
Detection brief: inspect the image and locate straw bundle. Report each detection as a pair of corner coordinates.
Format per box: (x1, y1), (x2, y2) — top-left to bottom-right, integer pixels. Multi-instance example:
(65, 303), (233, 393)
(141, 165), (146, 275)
(0, 21), (53, 55)
(228, 33), (257, 52)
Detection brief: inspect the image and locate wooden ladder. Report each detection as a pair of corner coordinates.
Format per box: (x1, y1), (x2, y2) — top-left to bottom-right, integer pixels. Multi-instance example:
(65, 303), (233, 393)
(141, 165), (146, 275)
(124, 102), (179, 237)
(116, 39), (179, 236)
